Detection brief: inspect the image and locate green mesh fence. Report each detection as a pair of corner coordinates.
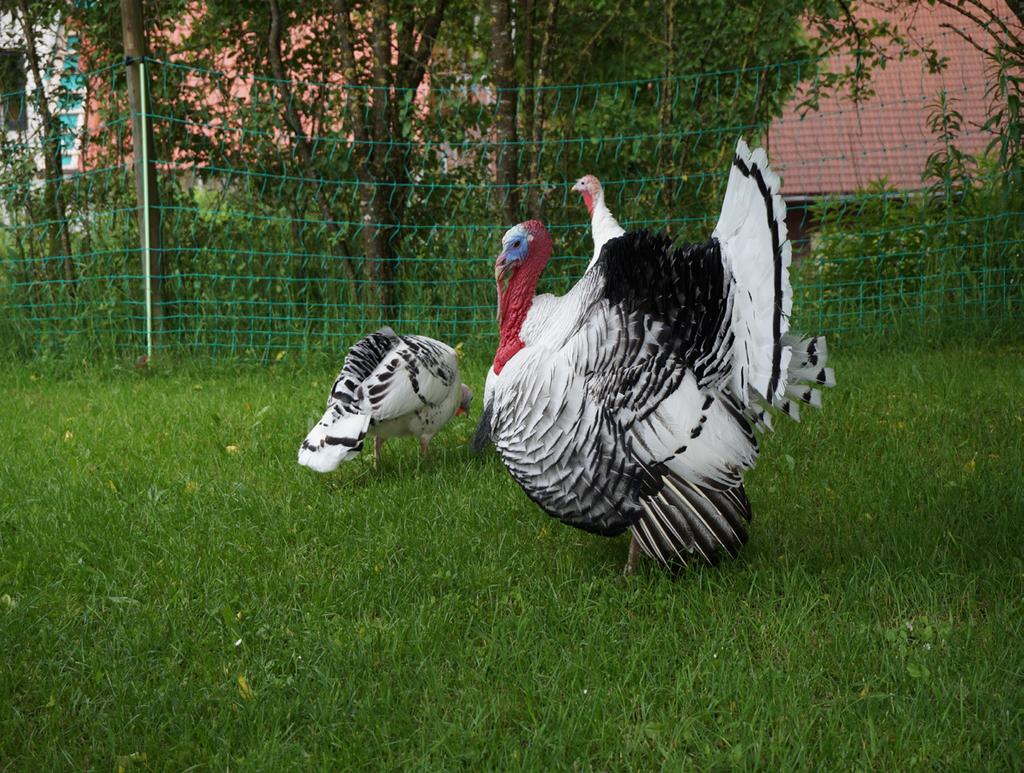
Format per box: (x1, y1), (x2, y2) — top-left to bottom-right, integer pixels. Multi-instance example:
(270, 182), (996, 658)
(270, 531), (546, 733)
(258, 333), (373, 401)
(1, 54), (1021, 358)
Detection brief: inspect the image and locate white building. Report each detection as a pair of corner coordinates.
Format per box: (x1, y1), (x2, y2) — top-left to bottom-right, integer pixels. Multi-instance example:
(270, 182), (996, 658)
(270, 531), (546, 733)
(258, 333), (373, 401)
(1, 11), (87, 175)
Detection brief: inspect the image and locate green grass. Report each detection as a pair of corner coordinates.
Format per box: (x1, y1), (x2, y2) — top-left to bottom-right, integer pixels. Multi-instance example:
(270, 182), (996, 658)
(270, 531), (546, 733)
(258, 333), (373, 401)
(2, 341), (1023, 770)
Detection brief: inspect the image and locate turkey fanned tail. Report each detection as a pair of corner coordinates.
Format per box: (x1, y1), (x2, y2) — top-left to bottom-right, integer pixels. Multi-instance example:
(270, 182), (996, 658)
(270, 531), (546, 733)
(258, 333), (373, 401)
(714, 139), (793, 407)
(748, 333), (833, 429)
(712, 139), (833, 430)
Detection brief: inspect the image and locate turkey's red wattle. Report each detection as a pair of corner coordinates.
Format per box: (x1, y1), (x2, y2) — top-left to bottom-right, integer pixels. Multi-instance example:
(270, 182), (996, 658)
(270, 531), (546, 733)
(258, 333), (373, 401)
(493, 265), (539, 374)
(493, 337), (523, 376)
(492, 221), (551, 374)
(581, 190), (595, 215)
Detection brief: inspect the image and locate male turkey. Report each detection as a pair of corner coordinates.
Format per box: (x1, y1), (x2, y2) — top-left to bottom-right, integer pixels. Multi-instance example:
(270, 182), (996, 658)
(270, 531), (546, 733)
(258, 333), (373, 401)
(298, 327), (472, 472)
(485, 140), (833, 574)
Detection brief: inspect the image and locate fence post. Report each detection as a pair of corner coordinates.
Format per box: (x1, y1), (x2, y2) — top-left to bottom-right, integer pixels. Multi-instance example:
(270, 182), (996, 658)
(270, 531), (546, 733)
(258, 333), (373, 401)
(121, 0), (162, 358)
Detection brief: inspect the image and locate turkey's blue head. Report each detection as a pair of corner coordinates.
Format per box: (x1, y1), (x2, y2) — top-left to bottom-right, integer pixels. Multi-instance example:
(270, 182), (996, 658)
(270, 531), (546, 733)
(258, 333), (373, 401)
(496, 223), (530, 278)
(495, 221), (552, 325)
(495, 223), (530, 322)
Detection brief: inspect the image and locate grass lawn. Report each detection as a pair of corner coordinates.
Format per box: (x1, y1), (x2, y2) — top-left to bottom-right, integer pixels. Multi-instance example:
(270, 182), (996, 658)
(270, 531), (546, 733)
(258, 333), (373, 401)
(1, 339), (1022, 770)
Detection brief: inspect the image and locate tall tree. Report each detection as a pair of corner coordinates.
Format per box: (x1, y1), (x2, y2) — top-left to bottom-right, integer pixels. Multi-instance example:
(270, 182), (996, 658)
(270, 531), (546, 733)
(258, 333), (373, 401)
(331, 0), (450, 318)
(6, 0), (77, 292)
(489, 0), (519, 224)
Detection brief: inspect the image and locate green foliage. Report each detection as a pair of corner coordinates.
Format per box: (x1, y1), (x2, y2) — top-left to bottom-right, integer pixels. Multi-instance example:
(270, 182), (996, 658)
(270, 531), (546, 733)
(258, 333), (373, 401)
(1, 0), (1022, 357)
(795, 83), (1024, 336)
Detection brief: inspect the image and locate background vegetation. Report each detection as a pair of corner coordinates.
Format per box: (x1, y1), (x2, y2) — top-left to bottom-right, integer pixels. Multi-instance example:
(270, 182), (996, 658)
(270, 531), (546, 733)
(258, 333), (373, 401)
(0, 0), (1020, 358)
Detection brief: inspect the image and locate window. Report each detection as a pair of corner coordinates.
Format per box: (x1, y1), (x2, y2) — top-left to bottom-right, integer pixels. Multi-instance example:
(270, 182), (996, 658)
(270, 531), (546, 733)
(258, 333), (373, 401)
(59, 34), (86, 171)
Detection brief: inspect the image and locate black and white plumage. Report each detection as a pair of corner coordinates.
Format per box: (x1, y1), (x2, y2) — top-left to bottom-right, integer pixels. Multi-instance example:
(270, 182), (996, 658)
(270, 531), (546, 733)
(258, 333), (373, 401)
(486, 139), (833, 572)
(298, 327), (471, 472)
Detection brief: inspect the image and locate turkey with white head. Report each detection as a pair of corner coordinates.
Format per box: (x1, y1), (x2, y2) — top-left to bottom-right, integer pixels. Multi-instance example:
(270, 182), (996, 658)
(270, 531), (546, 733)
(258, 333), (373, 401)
(572, 174), (625, 271)
(298, 327), (472, 472)
(485, 139), (834, 574)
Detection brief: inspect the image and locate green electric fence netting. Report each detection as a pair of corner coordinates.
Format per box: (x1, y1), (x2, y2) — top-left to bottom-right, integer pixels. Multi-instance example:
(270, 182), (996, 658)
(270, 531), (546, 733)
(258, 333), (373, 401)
(1, 52), (1021, 359)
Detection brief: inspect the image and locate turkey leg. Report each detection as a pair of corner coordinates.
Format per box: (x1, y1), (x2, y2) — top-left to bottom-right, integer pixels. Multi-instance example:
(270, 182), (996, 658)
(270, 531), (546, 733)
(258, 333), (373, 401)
(622, 534), (642, 577)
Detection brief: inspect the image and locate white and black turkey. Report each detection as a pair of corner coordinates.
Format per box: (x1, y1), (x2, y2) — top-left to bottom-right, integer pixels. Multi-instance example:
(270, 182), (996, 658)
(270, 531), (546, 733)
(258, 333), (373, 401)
(298, 327), (472, 472)
(483, 139), (834, 574)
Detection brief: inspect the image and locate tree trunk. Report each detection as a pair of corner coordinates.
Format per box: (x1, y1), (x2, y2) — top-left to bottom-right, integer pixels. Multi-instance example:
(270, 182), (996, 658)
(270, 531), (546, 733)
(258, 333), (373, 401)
(527, 0), (559, 218)
(489, 0), (519, 225)
(17, 1), (76, 294)
(363, 0), (399, 319)
(359, 181), (399, 321)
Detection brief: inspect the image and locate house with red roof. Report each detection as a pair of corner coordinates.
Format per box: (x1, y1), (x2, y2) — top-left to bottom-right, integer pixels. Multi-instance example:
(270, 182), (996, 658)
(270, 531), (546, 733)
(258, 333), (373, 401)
(766, 1), (1020, 247)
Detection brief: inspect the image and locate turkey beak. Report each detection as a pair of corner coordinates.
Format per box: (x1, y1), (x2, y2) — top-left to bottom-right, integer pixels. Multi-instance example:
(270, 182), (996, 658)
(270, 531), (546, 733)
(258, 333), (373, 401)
(495, 252), (513, 322)
(495, 252), (512, 283)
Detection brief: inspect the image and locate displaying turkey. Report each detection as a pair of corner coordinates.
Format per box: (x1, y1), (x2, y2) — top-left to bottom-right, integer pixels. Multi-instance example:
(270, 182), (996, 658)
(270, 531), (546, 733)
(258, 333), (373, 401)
(486, 139), (833, 574)
(572, 174), (625, 271)
(298, 327), (472, 472)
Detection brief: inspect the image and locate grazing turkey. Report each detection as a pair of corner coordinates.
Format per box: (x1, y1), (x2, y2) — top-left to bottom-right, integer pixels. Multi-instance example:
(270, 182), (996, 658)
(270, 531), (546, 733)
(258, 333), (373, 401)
(298, 327), (472, 472)
(572, 174), (625, 271)
(485, 139), (833, 574)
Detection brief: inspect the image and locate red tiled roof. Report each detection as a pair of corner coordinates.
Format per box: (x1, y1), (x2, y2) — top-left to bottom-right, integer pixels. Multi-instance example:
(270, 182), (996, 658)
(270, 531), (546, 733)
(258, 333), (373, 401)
(767, 1), (1020, 196)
